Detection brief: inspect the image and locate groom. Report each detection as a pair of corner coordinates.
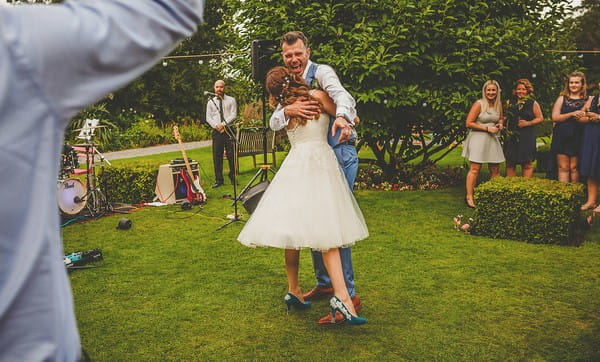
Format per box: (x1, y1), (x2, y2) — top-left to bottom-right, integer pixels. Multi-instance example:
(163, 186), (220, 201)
(269, 31), (361, 324)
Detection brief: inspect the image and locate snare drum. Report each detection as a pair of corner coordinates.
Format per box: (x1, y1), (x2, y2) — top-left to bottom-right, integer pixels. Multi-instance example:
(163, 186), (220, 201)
(57, 178), (87, 214)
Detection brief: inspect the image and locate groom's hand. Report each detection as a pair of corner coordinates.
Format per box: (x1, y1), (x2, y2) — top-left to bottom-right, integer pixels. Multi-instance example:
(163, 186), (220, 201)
(332, 116), (353, 143)
(284, 99), (320, 119)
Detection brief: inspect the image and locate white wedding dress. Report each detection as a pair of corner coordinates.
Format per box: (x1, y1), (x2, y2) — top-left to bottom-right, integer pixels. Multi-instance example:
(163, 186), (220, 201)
(237, 113), (369, 250)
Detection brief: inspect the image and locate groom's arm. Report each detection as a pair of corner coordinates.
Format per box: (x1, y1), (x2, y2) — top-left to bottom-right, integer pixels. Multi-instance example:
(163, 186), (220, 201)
(315, 65), (357, 142)
(315, 64), (356, 122)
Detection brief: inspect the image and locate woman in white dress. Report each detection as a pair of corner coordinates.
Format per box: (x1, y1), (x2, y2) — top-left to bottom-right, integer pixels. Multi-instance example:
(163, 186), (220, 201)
(462, 80), (505, 208)
(238, 66), (368, 325)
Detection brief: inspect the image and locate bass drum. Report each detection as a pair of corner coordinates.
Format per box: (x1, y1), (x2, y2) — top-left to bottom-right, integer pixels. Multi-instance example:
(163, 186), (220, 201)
(57, 178), (87, 215)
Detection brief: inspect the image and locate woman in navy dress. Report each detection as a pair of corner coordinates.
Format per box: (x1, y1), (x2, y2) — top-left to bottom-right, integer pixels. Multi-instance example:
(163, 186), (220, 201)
(548, 71), (589, 182)
(578, 80), (600, 210)
(504, 79), (544, 177)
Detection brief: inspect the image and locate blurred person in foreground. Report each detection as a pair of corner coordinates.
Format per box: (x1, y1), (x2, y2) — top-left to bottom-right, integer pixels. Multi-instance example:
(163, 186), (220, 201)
(0, 1), (204, 360)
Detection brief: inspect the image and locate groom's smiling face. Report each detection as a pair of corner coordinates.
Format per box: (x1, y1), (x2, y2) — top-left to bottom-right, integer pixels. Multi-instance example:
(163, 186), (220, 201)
(282, 39), (311, 77)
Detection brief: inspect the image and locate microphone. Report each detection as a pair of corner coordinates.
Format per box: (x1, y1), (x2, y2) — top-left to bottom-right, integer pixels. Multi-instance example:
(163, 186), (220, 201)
(203, 91), (218, 97)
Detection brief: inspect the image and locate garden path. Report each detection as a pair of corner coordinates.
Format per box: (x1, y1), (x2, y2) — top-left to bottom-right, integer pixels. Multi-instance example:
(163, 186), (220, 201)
(102, 140), (211, 161)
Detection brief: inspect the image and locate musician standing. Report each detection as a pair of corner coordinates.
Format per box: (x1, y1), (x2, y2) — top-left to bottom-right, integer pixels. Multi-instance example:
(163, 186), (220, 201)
(206, 79), (237, 188)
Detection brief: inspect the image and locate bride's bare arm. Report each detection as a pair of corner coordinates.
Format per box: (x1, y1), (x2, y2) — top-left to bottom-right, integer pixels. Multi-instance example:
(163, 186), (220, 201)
(310, 89), (336, 117)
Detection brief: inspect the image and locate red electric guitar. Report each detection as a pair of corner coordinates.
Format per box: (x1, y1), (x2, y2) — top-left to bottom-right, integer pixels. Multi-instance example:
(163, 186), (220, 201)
(172, 125), (206, 203)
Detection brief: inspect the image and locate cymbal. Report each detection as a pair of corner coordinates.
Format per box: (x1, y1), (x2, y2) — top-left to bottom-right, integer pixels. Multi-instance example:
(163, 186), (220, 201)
(72, 125), (107, 132)
(72, 143), (96, 147)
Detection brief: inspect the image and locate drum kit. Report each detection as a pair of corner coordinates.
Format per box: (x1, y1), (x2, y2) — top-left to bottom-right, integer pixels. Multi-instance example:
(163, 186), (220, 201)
(58, 120), (112, 217)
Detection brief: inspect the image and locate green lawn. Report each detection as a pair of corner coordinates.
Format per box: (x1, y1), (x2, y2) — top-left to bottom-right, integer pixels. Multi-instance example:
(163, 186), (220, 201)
(62, 146), (600, 361)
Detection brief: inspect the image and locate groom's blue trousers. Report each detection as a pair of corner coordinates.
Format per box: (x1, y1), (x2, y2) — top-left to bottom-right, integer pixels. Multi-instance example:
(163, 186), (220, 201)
(310, 143), (359, 297)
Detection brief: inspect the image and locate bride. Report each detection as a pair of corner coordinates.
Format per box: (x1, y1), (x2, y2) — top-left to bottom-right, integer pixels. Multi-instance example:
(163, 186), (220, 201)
(237, 66), (368, 325)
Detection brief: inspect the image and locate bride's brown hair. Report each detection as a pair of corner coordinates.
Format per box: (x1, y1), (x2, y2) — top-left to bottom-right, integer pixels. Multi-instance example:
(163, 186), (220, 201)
(266, 66), (320, 128)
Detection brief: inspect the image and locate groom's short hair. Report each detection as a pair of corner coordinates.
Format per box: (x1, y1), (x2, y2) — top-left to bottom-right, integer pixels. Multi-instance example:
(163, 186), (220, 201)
(281, 31), (308, 48)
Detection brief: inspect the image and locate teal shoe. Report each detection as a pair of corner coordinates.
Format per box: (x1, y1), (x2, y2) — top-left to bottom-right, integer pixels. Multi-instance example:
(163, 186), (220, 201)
(284, 293), (311, 312)
(330, 296), (366, 325)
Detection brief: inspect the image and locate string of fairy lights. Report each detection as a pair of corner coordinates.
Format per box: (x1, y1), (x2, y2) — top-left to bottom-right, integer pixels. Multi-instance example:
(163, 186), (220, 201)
(160, 52), (247, 67)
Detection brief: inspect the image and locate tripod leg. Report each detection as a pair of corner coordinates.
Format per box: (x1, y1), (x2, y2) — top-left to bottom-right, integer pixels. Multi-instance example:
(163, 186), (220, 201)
(238, 167), (264, 197)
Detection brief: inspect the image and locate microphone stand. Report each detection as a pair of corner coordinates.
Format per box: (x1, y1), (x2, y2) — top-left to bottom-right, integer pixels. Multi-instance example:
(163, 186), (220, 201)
(208, 94), (244, 230)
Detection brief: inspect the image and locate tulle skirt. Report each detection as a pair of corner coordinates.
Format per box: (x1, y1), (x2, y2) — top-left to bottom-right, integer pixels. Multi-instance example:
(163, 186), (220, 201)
(237, 140), (368, 251)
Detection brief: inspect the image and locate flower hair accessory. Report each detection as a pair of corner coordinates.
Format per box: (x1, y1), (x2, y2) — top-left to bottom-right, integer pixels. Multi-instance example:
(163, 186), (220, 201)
(276, 75), (291, 103)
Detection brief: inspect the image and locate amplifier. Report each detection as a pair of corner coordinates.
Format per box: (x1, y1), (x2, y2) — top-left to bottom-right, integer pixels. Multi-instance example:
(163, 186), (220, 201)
(169, 159), (198, 173)
(155, 162), (200, 204)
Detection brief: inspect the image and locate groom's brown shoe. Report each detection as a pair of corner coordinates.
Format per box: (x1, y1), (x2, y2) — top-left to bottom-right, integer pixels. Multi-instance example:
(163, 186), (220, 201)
(302, 286), (334, 301)
(317, 296), (362, 325)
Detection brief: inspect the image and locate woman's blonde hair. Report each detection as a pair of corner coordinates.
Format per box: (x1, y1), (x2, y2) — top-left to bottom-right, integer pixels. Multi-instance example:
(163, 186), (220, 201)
(560, 71), (587, 98)
(480, 80), (502, 114)
(266, 66), (319, 127)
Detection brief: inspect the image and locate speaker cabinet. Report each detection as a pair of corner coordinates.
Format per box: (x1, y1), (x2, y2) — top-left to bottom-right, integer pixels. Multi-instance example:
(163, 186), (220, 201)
(251, 39), (280, 84)
(155, 162), (199, 204)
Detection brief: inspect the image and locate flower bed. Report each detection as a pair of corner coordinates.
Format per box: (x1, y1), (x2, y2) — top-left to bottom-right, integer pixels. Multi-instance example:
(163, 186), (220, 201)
(355, 162), (463, 191)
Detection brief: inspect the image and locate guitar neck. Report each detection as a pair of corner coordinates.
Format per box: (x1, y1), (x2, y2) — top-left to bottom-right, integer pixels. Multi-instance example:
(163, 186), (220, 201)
(176, 139), (194, 178)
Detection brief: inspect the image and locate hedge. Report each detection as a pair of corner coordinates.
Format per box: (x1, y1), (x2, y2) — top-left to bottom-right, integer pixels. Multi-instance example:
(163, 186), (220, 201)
(472, 177), (586, 245)
(99, 163), (158, 204)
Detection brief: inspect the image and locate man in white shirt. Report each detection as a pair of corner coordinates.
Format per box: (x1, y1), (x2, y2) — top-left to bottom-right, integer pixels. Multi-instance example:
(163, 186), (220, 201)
(269, 31), (362, 325)
(206, 80), (237, 188)
(0, 1), (203, 360)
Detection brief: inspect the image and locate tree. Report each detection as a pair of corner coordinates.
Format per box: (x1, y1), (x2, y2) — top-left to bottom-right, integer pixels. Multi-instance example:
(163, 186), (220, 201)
(574, 0), (600, 85)
(105, 0), (235, 126)
(221, 0), (579, 175)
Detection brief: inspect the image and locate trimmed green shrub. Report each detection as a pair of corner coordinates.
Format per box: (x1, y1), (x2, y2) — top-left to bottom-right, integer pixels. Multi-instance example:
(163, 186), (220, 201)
(472, 177), (585, 245)
(99, 163), (158, 204)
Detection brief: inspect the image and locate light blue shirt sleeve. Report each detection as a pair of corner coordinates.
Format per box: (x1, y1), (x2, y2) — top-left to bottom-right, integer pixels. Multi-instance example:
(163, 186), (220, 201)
(270, 105), (288, 131)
